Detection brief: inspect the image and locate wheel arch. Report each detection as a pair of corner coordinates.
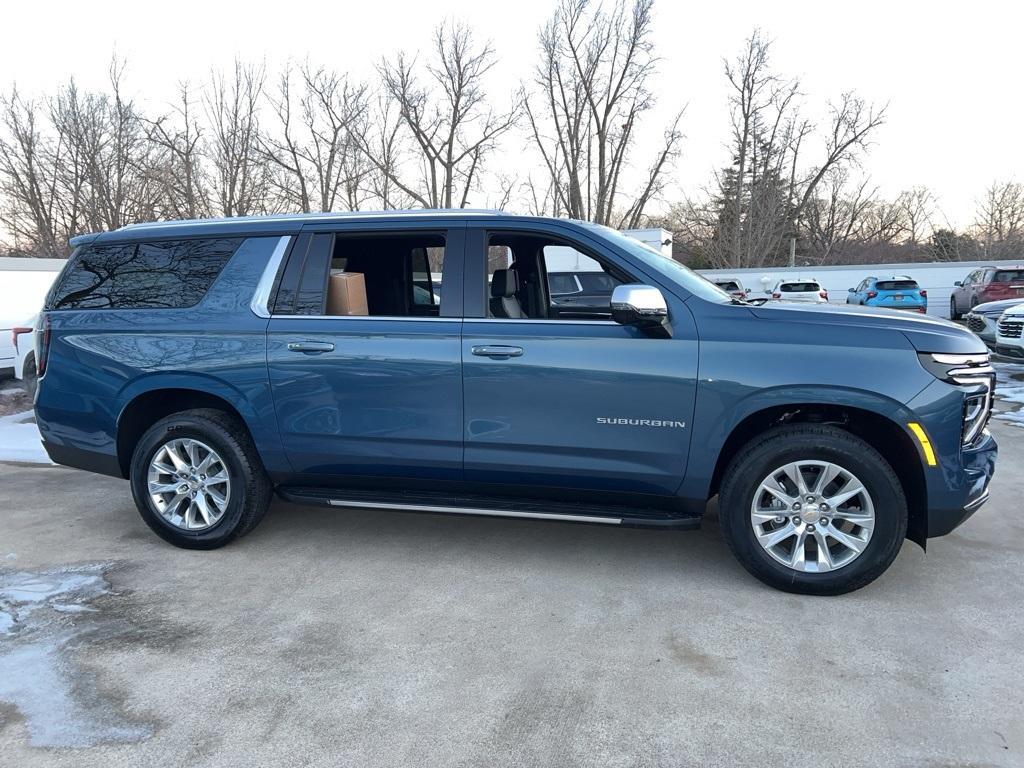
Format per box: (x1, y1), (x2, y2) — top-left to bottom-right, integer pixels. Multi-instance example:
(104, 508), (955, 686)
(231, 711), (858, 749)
(708, 401), (928, 547)
(115, 376), (264, 479)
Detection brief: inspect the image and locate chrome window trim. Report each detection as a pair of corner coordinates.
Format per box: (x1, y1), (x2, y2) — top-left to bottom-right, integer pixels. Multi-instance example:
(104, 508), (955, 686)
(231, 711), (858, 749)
(267, 315), (618, 326)
(250, 236), (293, 319)
(464, 318), (618, 326)
(269, 314), (456, 322)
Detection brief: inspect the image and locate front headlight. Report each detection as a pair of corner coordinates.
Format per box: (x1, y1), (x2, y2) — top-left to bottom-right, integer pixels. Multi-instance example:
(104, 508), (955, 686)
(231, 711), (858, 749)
(917, 353), (994, 446)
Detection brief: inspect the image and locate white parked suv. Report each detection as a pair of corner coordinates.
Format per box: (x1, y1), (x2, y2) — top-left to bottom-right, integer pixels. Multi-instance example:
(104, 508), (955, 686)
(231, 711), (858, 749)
(994, 305), (1024, 360)
(770, 278), (829, 304)
(11, 315), (38, 397)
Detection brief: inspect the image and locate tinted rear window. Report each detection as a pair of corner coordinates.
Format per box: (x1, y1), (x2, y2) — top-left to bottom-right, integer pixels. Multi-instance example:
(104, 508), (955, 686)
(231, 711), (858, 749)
(49, 238), (241, 310)
(780, 282), (820, 292)
(577, 272), (618, 292)
(876, 280), (919, 291)
(993, 270), (1024, 283)
(548, 274), (580, 294)
(715, 281), (740, 291)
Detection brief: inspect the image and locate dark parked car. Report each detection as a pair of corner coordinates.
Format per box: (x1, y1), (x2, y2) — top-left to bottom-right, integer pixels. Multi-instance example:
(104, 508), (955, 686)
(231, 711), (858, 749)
(35, 211), (997, 595)
(950, 266), (1024, 319)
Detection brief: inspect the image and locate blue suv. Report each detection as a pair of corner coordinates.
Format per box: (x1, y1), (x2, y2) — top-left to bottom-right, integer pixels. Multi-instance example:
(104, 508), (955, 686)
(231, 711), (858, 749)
(34, 212), (997, 594)
(847, 276), (928, 313)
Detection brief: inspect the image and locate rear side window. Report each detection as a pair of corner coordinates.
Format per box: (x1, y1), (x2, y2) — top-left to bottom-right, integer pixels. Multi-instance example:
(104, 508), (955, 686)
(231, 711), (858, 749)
(548, 273), (580, 295)
(780, 282), (820, 292)
(876, 280), (919, 291)
(50, 238), (241, 310)
(993, 270), (1024, 283)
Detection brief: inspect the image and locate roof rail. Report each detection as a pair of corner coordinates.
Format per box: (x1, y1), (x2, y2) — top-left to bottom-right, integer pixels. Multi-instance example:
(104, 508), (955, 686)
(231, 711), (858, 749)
(118, 209), (509, 231)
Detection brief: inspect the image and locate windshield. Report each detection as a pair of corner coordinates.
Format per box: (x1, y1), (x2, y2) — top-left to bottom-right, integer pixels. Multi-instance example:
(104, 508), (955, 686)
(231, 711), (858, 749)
(579, 222), (732, 302)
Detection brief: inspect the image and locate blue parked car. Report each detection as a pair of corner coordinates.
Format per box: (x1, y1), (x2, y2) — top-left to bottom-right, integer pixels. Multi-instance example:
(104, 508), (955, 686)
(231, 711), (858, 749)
(34, 212), (997, 594)
(847, 275), (928, 313)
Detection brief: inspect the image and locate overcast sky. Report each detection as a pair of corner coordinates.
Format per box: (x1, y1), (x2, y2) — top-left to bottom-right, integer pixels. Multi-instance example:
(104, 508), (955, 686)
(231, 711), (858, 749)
(3, 0), (1021, 228)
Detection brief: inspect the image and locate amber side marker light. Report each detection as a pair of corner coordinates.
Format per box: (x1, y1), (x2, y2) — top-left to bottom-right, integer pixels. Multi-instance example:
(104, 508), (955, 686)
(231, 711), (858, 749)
(908, 422), (938, 467)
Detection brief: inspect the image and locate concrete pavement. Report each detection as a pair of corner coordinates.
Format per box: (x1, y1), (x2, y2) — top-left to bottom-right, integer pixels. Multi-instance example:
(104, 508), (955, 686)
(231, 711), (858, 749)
(1, 421), (1022, 767)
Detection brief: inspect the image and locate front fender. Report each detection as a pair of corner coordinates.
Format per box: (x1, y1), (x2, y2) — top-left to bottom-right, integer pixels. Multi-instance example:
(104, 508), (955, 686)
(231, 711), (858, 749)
(677, 383), (925, 504)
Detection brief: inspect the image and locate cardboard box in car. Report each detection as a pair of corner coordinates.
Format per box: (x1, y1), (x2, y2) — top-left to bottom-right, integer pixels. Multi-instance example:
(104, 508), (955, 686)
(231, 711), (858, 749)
(326, 271), (368, 316)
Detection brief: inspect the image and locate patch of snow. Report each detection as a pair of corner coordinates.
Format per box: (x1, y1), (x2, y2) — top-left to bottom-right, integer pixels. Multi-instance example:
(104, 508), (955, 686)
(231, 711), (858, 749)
(0, 563), (154, 747)
(0, 410), (51, 464)
(995, 410), (1024, 428)
(0, 388), (22, 396)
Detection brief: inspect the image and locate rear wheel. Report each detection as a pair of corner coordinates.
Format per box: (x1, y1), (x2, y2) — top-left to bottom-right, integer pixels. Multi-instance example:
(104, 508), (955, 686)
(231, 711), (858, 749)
(21, 355), (37, 400)
(129, 409), (272, 549)
(719, 425), (907, 595)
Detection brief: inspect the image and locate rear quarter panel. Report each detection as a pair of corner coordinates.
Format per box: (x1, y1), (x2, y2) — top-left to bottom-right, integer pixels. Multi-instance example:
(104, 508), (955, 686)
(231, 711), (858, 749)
(35, 236), (289, 477)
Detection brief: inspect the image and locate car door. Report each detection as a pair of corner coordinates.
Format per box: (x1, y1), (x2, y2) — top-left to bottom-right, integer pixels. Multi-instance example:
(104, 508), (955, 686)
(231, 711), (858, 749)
(956, 270), (977, 311)
(460, 222), (698, 496)
(850, 279), (865, 304)
(266, 221), (466, 484)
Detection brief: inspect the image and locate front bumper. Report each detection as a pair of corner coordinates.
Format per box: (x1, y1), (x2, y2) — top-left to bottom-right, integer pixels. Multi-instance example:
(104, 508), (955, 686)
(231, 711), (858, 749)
(907, 379), (998, 539)
(925, 429), (997, 537)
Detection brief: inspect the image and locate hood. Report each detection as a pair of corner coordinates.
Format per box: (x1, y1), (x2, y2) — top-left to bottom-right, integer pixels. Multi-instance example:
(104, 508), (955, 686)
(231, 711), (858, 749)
(1002, 304), (1024, 318)
(972, 298), (1024, 315)
(750, 300), (986, 355)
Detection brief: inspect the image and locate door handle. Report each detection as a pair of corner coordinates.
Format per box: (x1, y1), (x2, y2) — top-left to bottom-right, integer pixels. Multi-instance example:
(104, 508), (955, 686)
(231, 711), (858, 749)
(471, 345), (523, 358)
(287, 341), (335, 354)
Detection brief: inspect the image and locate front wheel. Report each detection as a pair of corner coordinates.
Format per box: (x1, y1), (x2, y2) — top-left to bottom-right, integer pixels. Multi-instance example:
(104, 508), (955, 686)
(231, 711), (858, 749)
(718, 425), (907, 595)
(129, 408), (272, 549)
(949, 297), (961, 320)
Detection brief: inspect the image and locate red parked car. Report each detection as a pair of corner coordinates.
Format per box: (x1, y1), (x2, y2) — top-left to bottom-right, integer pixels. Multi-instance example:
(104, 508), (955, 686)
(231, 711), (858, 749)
(950, 266), (1024, 319)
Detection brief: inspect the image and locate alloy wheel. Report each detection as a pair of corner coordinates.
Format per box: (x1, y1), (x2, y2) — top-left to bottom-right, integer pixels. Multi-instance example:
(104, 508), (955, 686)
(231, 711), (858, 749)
(147, 438), (231, 531)
(749, 460), (875, 573)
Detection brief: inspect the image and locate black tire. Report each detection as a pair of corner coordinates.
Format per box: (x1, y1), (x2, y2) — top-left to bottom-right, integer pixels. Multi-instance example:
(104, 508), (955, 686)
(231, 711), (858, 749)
(718, 425), (908, 596)
(949, 297), (961, 320)
(129, 408), (272, 549)
(21, 354), (38, 400)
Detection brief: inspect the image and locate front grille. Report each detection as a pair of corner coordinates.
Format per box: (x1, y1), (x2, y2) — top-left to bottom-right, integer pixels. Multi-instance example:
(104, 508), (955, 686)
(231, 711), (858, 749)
(998, 319), (1023, 338)
(966, 315), (987, 333)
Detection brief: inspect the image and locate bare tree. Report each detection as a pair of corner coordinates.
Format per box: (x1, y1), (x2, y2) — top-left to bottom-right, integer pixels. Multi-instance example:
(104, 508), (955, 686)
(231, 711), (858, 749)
(355, 22), (516, 209)
(895, 186), (933, 245)
(205, 61), (270, 217)
(802, 169), (907, 263)
(974, 180), (1024, 259)
(261, 63), (369, 212)
(692, 30), (885, 268)
(0, 88), (69, 255)
(50, 60), (158, 232)
(145, 82), (211, 220)
(524, 0), (683, 228)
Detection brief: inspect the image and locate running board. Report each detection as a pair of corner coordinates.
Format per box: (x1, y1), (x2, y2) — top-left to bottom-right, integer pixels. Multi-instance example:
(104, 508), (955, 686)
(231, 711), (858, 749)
(276, 487), (701, 529)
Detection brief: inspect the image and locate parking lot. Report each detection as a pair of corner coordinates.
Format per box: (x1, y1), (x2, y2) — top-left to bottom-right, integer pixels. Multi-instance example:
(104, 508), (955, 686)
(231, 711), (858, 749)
(0, 411), (1021, 766)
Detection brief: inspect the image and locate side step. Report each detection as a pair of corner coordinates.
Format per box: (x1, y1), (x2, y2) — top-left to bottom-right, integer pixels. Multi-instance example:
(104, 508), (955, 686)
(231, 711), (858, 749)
(276, 487), (701, 530)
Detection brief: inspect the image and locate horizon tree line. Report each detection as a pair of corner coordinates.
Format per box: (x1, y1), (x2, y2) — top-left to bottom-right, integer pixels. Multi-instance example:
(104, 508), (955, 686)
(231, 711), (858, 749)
(0, 0), (1020, 267)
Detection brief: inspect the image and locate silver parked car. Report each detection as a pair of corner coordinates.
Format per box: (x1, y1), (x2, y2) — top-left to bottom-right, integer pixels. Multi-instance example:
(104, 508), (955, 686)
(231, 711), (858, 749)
(963, 299), (1024, 347)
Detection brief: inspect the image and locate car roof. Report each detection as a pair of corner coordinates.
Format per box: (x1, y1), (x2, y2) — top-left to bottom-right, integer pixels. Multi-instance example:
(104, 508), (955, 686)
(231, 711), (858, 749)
(71, 209), (583, 245)
(776, 277), (819, 284)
